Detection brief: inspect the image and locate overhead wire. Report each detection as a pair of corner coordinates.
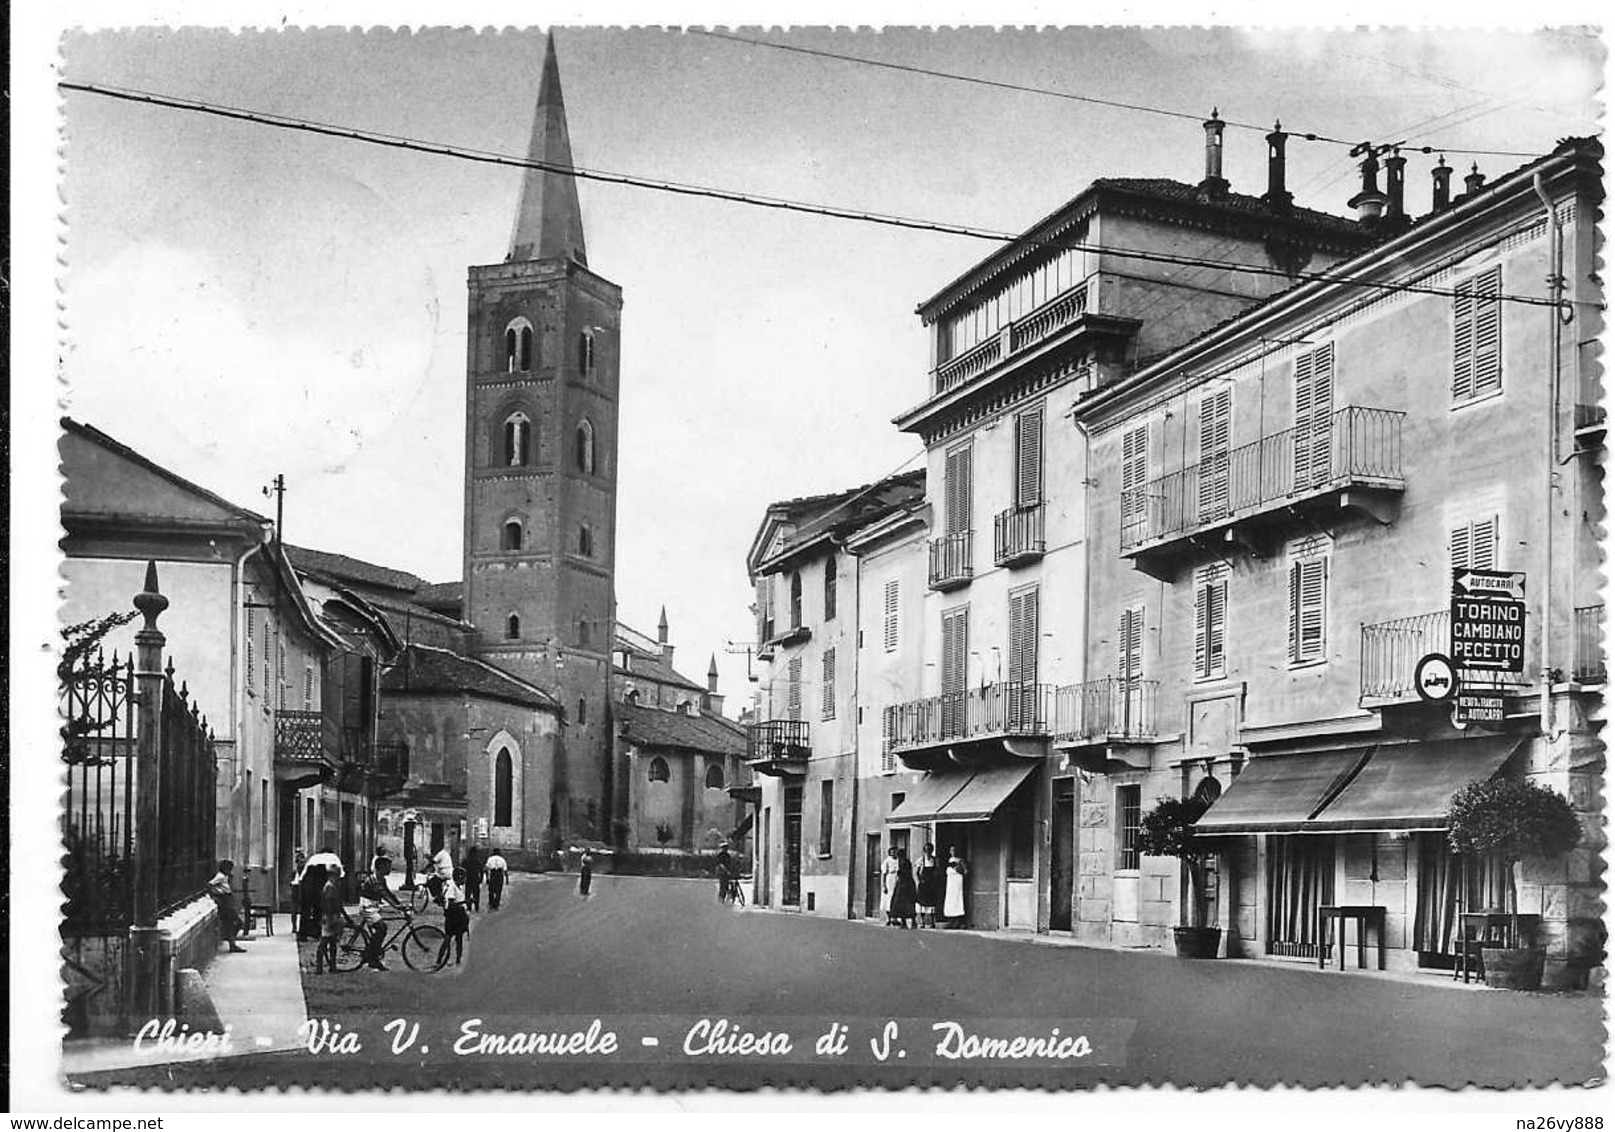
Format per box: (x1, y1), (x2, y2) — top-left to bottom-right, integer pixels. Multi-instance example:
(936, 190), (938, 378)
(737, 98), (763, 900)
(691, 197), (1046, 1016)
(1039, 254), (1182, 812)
(59, 80), (1596, 312)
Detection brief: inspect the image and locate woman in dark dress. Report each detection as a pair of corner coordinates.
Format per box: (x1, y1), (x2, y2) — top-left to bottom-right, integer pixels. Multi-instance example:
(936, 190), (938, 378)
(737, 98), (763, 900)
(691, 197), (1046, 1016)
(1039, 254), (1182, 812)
(889, 851), (919, 929)
(915, 844), (942, 929)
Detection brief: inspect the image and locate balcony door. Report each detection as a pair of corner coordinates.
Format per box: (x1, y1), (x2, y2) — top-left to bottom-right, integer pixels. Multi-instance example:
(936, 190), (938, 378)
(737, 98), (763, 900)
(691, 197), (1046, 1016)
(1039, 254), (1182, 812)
(1292, 343), (1335, 492)
(1007, 586), (1040, 729)
(941, 606), (969, 738)
(1196, 388), (1232, 521)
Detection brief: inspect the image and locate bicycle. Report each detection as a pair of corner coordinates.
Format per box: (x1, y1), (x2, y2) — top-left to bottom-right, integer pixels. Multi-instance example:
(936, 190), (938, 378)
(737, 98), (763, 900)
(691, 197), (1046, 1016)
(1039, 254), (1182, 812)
(725, 877), (747, 907)
(333, 912), (447, 973)
(408, 875), (445, 915)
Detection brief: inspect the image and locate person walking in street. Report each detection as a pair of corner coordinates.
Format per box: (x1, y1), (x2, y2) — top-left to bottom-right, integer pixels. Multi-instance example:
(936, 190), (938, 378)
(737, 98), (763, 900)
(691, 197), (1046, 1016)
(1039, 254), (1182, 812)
(314, 862), (349, 974)
(890, 850), (919, 929)
(463, 846), (484, 912)
(578, 849), (594, 897)
(715, 845), (734, 904)
(206, 860), (247, 953)
(438, 868), (470, 967)
(358, 856), (406, 971)
(296, 846), (341, 941)
(943, 847), (968, 928)
(484, 849), (508, 910)
(428, 844), (455, 907)
(879, 845), (901, 926)
(915, 844), (941, 929)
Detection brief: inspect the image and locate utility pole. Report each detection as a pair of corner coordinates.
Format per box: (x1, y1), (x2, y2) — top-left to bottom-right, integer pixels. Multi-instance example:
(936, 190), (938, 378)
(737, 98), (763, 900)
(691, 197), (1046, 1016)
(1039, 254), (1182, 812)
(263, 473), (286, 545)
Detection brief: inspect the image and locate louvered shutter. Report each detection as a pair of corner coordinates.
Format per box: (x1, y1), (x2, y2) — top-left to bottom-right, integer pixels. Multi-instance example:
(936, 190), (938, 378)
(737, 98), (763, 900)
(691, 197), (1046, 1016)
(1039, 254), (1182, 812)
(945, 445), (974, 534)
(1294, 345), (1334, 489)
(1118, 607), (1143, 683)
(1471, 516), (1498, 571)
(1197, 389), (1231, 520)
(1007, 587), (1039, 686)
(756, 575), (774, 644)
(821, 648), (836, 720)
(1208, 574), (1227, 676)
(246, 607), (256, 693)
(1450, 523), (1473, 573)
(1120, 424), (1149, 528)
(787, 657), (802, 721)
(942, 608), (969, 736)
(1016, 408), (1044, 508)
(1194, 584), (1209, 678)
(1453, 280), (1476, 401)
(883, 580), (900, 652)
(1472, 267), (1502, 397)
(1292, 348), (1315, 488)
(1289, 558), (1327, 663)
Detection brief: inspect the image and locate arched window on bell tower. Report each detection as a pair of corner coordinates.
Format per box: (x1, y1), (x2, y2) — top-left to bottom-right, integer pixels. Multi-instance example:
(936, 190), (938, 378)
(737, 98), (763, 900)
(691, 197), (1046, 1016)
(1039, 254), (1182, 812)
(577, 523), (594, 558)
(578, 329), (596, 377)
(503, 412), (531, 466)
(504, 317), (534, 373)
(494, 748), (514, 827)
(575, 418), (595, 474)
(502, 519), (524, 552)
(505, 613), (521, 640)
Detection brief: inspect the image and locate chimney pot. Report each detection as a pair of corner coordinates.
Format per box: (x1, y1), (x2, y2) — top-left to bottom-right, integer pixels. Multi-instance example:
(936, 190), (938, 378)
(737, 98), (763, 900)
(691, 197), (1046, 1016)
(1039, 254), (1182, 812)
(1463, 163), (1486, 195)
(1384, 150), (1407, 220)
(1200, 109), (1229, 198)
(1431, 155), (1453, 211)
(1264, 121), (1292, 209)
(1347, 152), (1389, 224)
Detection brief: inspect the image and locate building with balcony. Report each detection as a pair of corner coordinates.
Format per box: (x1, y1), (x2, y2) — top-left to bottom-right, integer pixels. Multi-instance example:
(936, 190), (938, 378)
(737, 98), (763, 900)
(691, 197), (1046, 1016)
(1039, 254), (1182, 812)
(746, 471), (926, 914)
(1074, 136), (1603, 976)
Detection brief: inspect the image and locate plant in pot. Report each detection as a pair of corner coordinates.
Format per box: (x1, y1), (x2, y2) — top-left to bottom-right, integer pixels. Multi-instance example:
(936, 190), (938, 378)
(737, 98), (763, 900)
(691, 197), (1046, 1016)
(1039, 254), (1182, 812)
(1446, 777), (1582, 991)
(1137, 794), (1220, 958)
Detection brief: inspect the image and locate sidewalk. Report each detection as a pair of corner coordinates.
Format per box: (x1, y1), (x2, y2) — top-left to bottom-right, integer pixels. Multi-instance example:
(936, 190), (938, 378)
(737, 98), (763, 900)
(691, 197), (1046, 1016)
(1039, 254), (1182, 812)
(61, 913), (308, 1076)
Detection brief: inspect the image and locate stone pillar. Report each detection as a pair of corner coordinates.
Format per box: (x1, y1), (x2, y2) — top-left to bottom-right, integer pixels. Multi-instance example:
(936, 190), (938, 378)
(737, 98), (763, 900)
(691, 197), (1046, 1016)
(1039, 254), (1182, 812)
(127, 561), (171, 1029)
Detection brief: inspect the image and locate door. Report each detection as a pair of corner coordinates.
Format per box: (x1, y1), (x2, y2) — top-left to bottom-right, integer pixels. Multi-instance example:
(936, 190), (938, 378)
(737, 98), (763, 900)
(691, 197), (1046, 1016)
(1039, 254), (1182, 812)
(1050, 780), (1075, 932)
(761, 807), (772, 906)
(941, 607), (969, 738)
(782, 783), (803, 906)
(864, 833), (882, 918)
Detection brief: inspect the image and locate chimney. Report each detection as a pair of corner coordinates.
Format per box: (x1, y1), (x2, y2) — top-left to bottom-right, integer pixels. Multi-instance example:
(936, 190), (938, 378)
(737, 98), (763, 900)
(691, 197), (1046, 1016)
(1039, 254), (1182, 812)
(1347, 151), (1388, 224)
(1463, 163), (1486, 196)
(1384, 149), (1407, 222)
(707, 653), (720, 694)
(1264, 121), (1291, 209)
(1431, 156), (1453, 211)
(1199, 109), (1229, 198)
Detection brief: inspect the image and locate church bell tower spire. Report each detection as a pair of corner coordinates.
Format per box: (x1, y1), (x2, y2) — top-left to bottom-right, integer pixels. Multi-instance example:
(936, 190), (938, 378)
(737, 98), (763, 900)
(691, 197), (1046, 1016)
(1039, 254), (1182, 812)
(508, 30), (587, 265)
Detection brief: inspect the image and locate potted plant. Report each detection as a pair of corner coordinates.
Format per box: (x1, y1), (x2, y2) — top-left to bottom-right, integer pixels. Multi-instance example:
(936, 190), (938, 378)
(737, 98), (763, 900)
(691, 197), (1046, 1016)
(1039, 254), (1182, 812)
(1137, 794), (1221, 958)
(1446, 777), (1582, 991)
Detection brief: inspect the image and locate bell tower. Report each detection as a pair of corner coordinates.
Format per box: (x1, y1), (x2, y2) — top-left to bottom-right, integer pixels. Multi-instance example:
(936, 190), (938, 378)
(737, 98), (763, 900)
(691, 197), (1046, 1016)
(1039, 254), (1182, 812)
(463, 31), (620, 841)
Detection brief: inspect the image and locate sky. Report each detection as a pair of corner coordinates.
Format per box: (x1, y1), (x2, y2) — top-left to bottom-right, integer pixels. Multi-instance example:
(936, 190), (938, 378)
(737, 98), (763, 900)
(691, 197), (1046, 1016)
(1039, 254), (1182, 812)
(50, 22), (1604, 711)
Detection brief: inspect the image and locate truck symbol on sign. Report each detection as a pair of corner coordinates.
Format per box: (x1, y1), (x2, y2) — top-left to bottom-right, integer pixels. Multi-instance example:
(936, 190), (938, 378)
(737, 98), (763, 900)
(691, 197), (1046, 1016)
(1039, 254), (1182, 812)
(1413, 653), (1459, 704)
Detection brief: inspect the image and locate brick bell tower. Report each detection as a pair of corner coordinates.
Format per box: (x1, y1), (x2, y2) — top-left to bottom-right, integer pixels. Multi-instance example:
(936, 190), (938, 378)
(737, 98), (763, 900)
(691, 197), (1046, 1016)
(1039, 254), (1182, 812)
(463, 31), (620, 843)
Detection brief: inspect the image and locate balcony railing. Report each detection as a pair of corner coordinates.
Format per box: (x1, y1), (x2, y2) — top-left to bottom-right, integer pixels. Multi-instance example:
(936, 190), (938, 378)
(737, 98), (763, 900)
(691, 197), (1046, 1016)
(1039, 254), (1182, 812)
(1120, 406), (1405, 555)
(931, 285), (1089, 397)
(747, 719), (811, 765)
(1574, 605), (1605, 684)
(994, 502), (1046, 567)
(885, 681), (1053, 753)
(1360, 609), (1523, 703)
(1053, 678), (1159, 744)
(274, 709), (326, 763)
(929, 531), (974, 591)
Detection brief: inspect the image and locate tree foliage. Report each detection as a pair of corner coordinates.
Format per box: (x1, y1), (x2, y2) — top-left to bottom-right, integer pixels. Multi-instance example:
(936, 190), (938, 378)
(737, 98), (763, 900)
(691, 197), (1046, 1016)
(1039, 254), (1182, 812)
(1137, 795), (1212, 861)
(1446, 778), (1582, 864)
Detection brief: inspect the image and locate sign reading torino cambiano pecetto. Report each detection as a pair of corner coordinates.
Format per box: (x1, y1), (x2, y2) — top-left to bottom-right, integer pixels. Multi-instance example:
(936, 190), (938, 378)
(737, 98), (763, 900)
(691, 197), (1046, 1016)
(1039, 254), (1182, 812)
(1451, 569), (1528, 674)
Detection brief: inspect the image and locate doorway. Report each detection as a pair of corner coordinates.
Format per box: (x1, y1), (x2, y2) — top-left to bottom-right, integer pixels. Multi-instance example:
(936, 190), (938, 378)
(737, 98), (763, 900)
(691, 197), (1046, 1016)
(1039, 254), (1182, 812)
(783, 781), (803, 906)
(864, 833), (881, 918)
(1050, 779), (1075, 932)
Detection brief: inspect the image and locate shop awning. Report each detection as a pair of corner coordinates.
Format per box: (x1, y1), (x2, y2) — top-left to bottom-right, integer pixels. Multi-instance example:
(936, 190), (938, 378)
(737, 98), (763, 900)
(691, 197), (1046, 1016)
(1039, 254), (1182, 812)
(1304, 736), (1524, 833)
(886, 764), (1035, 825)
(1194, 748), (1371, 835)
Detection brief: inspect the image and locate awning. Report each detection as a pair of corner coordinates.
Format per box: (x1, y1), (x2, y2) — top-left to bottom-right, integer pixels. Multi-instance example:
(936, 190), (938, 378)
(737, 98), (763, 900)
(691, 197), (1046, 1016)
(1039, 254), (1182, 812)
(1194, 748), (1370, 835)
(886, 764), (1035, 825)
(1305, 736), (1524, 833)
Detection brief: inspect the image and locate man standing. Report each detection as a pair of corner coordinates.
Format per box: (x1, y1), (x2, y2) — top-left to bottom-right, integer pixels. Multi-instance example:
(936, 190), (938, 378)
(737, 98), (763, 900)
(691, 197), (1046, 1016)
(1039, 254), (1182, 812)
(358, 856), (407, 971)
(206, 860), (247, 953)
(484, 848), (509, 910)
(296, 846), (342, 942)
(714, 844), (734, 903)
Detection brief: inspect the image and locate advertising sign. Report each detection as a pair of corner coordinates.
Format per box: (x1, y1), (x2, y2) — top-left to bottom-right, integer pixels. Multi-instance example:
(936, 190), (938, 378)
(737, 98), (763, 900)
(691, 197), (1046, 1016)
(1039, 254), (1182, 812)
(1451, 569), (1527, 673)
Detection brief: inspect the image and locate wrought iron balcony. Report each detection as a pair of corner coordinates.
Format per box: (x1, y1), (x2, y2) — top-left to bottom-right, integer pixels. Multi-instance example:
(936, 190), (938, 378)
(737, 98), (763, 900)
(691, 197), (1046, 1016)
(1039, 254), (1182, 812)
(1359, 609), (1524, 704)
(928, 531), (974, 591)
(884, 681), (1053, 755)
(273, 709), (327, 764)
(746, 719), (810, 776)
(1052, 678), (1159, 744)
(1120, 406), (1405, 569)
(1573, 605), (1605, 685)
(931, 285), (1090, 398)
(994, 502), (1046, 567)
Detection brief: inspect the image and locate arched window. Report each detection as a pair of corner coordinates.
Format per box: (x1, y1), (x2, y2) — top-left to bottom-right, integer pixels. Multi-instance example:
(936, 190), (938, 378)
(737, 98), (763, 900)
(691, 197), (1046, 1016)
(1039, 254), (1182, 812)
(494, 748), (513, 826)
(502, 520), (523, 551)
(647, 756), (670, 783)
(503, 412), (531, 466)
(577, 697), (587, 726)
(505, 613), (521, 640)
(578, 330), (596, 376)
(504, 318), (534, 373)
(578, 524), (594, 558)
(790, 572), (804, 630)
(575, 419), (595, 474)
(705, 762), (725, 790)
(577, 617), (591, 647)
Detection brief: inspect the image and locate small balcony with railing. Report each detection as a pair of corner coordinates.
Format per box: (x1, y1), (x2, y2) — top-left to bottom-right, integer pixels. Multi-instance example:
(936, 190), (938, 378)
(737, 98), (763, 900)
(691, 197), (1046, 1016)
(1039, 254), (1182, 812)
(1359, 609), (1528, 706)
(274, 709), (333, 770)
(746, 719), (811, 777)
(929, 531), (974, 591)
(1052, 677), (1160, 746)
(1120, 406), (1405, 577)
(994, 502), (1046, 568)
(884, 682), (1053, 767)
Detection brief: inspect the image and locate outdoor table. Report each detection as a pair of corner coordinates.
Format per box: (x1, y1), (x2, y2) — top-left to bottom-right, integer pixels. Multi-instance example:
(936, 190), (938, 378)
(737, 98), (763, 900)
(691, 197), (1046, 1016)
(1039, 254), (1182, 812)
(1455, 911), (1541, 984)
(1317, 905), (1386, 971)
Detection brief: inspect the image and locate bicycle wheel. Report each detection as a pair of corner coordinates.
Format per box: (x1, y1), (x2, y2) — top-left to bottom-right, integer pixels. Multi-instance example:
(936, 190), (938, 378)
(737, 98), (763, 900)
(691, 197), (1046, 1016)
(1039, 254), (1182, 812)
(411, 886), (431, 915)
(333, 926), (367, 972)
(401, 924), (447, 971)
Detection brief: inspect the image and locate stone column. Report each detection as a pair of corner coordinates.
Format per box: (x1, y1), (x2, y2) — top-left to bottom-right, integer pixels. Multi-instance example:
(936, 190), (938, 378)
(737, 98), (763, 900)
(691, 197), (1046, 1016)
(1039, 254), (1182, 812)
(128, 561), (171, 1029)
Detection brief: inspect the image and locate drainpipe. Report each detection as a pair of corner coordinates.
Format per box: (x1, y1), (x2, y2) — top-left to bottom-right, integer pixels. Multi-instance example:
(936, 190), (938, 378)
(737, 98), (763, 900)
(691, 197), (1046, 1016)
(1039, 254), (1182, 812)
(1531, 172), (1564, 740)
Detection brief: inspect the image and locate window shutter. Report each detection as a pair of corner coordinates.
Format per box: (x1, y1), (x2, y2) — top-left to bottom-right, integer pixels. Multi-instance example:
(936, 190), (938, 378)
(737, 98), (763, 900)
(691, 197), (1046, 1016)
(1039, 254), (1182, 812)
(1287, 562), (1302, 662)
(787, 657), (802, 721)
(1450, 522), (1473, 574)
(304, 664), (315, 710)
(821, 648), (836, 720)
(1197, 389), (1232, 519)
(1453, 280), (1476, 401)
(1292, 348), (1314, 487)
(1118, 607), (1143, 683)
(824, 557), (837, 621)
(1208, 575), (1227, 676)
(1289, 558), (1327, 663)
(1472, 516), (1498, 571)
(1015, 408), (1044, 507)
(1472, 267), (1502, 397)
(945, 445), (974, 534)
(1194, 584), (1209, 678)
(1120, 424), (1149, 526)
(1007, 588), (1039, 686)
(1294, 344), (1334, 489)
(246, 608), (256, 692)
(942, 609), (968, 695)
(883, 580), (900, 652)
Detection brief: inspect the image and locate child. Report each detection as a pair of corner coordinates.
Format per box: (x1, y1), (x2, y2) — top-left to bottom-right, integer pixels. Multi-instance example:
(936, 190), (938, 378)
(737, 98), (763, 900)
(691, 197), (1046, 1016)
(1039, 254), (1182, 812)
(315, 862), (349, 974)
(438, 867), (470, 967)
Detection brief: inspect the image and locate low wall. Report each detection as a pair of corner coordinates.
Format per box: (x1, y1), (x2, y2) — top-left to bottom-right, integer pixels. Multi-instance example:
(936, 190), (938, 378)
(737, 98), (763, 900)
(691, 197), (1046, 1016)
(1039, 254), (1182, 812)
(62, 895), (220, 1038)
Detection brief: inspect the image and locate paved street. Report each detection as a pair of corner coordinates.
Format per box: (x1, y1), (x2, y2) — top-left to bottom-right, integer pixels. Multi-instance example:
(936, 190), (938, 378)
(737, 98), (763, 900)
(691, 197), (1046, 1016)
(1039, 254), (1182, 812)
(72, 874), (1602, 1091)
